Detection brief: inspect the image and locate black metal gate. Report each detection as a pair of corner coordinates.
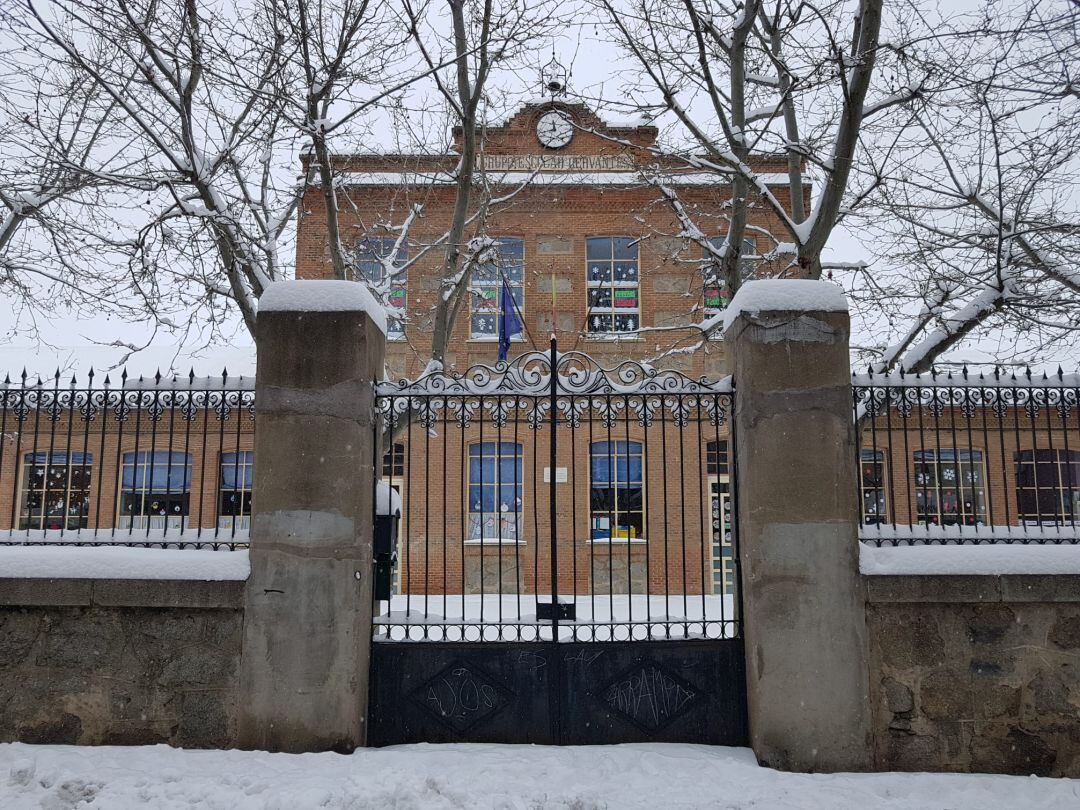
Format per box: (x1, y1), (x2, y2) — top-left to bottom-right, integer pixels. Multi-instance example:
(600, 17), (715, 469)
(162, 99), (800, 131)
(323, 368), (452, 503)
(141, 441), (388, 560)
(369, 340), (746, 746)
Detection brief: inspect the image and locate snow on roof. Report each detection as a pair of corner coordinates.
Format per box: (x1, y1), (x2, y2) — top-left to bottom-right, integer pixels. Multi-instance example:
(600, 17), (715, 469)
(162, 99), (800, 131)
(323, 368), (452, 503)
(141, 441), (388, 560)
(340, 170), (792, 187)
(722, 279), (848, 331)
(259, 280), (387, 334)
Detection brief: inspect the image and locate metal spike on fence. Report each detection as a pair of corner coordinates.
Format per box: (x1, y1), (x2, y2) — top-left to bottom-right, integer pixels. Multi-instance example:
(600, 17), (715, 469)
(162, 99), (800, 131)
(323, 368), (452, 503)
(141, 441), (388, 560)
(3, 374), (9, 385)
(899, 365), (906, 379)
(121, 368), (128, 383)
(962, 365), (969, 380)
(188, 368), (196, 384)
(1025, 366), (1032, 381)
(154, 369), (162, 385)
(20, 368), (27, 384)
(222, 367), (229, 383)
(1058, 366), (1065, 380)
(69, 373), (77, 387)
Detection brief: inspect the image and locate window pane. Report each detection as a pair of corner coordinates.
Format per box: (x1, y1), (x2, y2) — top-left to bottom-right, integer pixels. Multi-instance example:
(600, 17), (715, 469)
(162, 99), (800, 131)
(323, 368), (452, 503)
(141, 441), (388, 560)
(586, 237), (612, 260)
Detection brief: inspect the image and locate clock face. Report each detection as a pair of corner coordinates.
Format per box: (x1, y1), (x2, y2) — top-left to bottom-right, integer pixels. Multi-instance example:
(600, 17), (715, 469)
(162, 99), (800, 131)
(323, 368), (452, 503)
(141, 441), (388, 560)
(536, 111), (573, 149)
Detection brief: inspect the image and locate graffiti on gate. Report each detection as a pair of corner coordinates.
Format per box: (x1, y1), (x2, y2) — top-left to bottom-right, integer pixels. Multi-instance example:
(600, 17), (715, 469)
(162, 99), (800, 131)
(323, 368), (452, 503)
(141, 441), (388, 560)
(599, 665), (700, 732)
(416, 663), (508, 731)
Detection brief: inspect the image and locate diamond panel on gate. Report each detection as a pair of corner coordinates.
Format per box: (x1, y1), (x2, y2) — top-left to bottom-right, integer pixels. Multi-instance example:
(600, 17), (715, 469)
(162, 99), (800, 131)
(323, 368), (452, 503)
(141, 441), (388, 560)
(595, 663), (702, 733)
(411, 661), (512, 732)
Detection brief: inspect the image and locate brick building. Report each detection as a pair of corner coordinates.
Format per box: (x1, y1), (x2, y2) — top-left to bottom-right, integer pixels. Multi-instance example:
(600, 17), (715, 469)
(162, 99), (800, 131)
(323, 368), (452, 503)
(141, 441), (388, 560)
(293, 99), (802, 598)
(1, 101), (1074, 603)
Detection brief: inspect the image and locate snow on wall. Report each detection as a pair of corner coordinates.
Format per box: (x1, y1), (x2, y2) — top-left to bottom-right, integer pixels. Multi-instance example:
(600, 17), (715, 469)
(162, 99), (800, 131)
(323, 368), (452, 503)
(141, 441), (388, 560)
(258, 280), (387, 333)
(0, 546), (250, 581)
(861, 541), (1080, 576)
(340, 170), (792, 187)
(723, 279), (848, 330)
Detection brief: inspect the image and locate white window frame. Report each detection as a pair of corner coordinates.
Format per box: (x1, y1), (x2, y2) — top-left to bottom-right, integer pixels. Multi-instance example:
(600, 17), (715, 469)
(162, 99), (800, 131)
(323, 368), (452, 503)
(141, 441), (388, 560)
(355, 236), (408, 340)
(218, 450), (253, 531)
(467, 441), (524, 545)
(118, 450), (192, 531)
(18, 451), (93, 531)
(586, 236), (641, 337)
(469, 237), (525, 341)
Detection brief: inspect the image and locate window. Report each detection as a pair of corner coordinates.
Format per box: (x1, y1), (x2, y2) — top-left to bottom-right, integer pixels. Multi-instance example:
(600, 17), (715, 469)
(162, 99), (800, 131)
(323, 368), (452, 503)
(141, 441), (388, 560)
(705, 440), (734, 594)
(590, 440), (644, 541)
(470, 237), (524, 339)
(468, 442), (523, 542)
(860, 449), (888, 525)
(219, 451), (253, 530)
(382, 442), (405, 479)
(706, 439), (729, 476)
(355, 236), (407, 339)
(19, 452), (92, 531)
(119, 451), (192, 530)
(913, 449), (986, 526)
(1015, 449), (1080, 524)
(587, 237), (640, 334)
(703, 237), (757, 320)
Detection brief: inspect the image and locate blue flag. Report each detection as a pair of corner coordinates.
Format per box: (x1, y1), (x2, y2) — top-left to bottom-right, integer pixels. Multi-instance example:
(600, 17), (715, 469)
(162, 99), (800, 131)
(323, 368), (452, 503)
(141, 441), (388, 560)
(497, 278), (523, 361)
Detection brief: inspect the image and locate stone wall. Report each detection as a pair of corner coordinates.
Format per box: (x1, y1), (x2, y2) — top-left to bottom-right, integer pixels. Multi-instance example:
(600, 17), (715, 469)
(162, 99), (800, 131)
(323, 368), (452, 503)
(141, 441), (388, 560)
(867, 574), (1080, 777)
(0, 579), (243, 748)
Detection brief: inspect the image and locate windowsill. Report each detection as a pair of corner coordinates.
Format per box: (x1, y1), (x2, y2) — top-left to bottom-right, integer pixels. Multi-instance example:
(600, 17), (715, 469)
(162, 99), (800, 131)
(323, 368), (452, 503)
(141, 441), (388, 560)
(463, 539), (526, 546)
(584, 334), (643, 342)
(587, 537), (647, 545)
(467, 337), (527, 344)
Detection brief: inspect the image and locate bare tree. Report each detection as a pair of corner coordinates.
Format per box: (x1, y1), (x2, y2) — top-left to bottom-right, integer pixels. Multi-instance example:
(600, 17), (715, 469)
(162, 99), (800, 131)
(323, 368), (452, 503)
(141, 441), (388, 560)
(848, 0), (1080, 372)
(596, 0), (1079, 371)
(17, 0), (422, 345)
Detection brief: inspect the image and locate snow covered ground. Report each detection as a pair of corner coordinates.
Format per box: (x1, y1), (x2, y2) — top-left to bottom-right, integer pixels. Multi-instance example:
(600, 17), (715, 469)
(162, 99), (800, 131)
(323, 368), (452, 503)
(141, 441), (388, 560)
(2, 742), (1076, 810)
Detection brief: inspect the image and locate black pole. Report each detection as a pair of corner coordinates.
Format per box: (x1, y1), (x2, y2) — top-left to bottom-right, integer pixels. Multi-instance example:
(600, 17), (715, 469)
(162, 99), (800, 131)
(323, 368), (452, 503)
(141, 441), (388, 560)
(548, 335), (559, 636)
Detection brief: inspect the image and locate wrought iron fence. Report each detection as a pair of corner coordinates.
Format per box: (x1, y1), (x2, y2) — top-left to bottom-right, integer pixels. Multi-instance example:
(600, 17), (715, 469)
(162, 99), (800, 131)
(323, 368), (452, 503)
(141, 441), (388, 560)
(0, 369), (254, 550)
(853, 368), (1080, 545)
(373, 339), (739, 642)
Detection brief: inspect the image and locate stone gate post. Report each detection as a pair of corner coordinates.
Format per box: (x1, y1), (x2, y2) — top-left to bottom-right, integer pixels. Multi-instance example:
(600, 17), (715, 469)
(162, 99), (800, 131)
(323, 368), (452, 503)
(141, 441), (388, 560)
(724, 280), (872, 772)
(237, 280), (386, 753)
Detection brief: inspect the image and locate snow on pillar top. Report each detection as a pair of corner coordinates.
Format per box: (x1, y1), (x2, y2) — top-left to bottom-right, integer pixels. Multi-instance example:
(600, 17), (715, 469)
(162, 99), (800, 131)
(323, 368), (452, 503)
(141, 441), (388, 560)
(258, 280), (388, 334)
(722, 279), (848, 333)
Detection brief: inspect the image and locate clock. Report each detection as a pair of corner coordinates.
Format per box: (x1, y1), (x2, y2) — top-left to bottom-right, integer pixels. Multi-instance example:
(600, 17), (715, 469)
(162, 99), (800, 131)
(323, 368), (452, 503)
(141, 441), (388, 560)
(536, 110), (573, 149)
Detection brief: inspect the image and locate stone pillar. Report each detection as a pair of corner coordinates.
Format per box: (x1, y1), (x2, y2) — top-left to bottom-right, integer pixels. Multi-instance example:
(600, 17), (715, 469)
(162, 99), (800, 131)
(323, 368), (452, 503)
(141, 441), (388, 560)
(724, 280), (872, 772)
(238, 281), (386, 753)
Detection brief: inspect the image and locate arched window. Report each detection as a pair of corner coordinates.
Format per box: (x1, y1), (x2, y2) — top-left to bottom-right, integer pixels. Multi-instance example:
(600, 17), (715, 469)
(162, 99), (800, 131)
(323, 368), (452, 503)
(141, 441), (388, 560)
(586, 237), (639, 334)
(468, 442), (523, 542)
(589, 440), (644, 541)
(119, 450), (192, 530)
(1015, 449), (1080, 524)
